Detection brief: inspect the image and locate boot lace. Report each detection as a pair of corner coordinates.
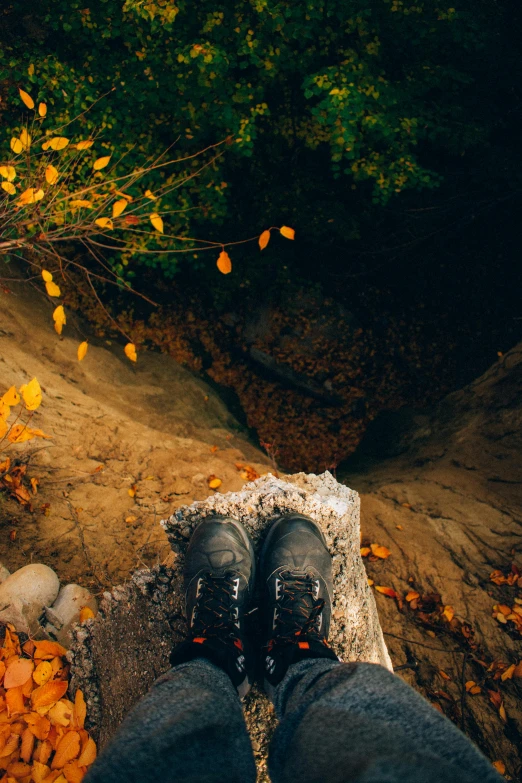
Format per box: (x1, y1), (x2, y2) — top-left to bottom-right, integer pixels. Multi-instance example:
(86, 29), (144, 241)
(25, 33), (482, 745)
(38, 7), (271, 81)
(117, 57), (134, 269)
(273, 570), (325, 643)
(191, 572), (241, 641)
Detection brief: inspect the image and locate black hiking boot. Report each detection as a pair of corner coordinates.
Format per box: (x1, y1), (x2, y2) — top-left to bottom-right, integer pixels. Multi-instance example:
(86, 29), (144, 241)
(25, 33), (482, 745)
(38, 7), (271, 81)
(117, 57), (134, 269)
(170, 515), (256, 699)
(260, 513), (338, 697)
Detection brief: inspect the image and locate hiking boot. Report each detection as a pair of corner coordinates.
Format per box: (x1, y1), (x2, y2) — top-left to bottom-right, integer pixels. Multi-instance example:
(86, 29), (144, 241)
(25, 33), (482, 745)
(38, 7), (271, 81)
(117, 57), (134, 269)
(170, 515), (256, 698)
(260, 513), (338, 696)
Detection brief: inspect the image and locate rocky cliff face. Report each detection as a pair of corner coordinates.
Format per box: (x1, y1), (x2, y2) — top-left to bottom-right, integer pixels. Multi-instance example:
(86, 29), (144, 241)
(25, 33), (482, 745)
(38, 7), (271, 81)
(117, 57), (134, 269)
(342, 344), (522, 778)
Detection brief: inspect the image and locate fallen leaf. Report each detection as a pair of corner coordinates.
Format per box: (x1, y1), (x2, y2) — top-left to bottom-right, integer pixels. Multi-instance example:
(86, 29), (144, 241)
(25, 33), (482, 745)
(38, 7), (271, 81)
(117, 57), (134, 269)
(375, 586), (398, 599)
(33, 662), (53, 687)
(493, 761), (506, 775)
(33, 641), (67, 660)
(216, 250), (232, 274)
(31, 681), (68, 710)
(396, 524), (404, 530)
(405, 591), (420, 602)
(2, 386), (20, 407)
(501, 664), (515, 681)
(280, 225), (295, 240)
(360, 547), (371, 557)
(370, 543), (391, 559)
(73, 690), (86, 729)
(208, 477), (222, 490)
(63, 760), (86, 783)
(51, 730), (80, 769)
(19, 378), (42, 412)
(499, 702), (507, 723)
(367, 578), (374, 586)
(48, 700), (73, 727)
(20, 727), (34, 763)
(31, 760), (51, 782)
(78, 608), (94, 625)
(465, 680), (476, 692)
(470, 685), (481, 695)
(439, 670), (450, 681)
(4, 658), (34, 688)
(76, 140), (94, 150)
(259, 230), (270, 250)
(6, 686), (25, 716)
(128, 484), (136, 498)
(442, 605), (454, 622)
(77, 736), (96, 767)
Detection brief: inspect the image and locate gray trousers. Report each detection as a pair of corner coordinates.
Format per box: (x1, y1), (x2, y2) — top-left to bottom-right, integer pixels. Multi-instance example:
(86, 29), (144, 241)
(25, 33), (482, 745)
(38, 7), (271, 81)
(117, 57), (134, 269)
(86, 659), (502, 783)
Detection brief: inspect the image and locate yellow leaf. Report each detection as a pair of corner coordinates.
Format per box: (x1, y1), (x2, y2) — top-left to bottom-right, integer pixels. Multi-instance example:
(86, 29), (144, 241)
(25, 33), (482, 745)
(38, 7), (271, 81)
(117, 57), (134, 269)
(280, 225), (295, 240)
(77, 341), (88, 362)
(124, 343), (137, 362)
(51, 729), (80, 769)
(18, 187), (44, 205)
(112, 199), (127, 218)
(53, 305), (66, 335)
(45, 280), (61, 298)
(38, 102), (47, 118)
(20, 129), (31, 150)
(370, 543), (391, 559)
(442, 605), (454, 622)
(45, 165), (59, 185)
(217, 250), (232, 275)
(19, 89), (35, 110)
(10, 138), (23, 154)
(0, 166), (16, 181)
(94, 217), (113, 230)
(28, 63), (35, 76)
(70, 200), (92, 209)
(259, 229), (270, 250)
(19, 377), (42, 411)
(48, 137), (69, 151)
(32, 661), (52, 688)
(208, 477), (222, 489)
(144, 189), (157, 200)
(1, 182), (16, 195)
(8, 424), (35, 444)
(41, 139), (51, 150)
(2, 386), (20, 407)
(114, 190), (133, 202)
(76, 140), (94, 150)
(93, 155), (111, 171)
(501, 664), (515, 682)
(149, 212), (163, 233)
(0, 399), (10, 420)
(42, 269), (53, 282)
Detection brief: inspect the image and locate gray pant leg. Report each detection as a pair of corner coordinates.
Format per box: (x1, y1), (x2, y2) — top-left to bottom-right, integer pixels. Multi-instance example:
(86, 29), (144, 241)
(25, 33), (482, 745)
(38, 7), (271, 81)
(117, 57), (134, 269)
(86, 658), (256, 783)
(269, 660), (502, 783)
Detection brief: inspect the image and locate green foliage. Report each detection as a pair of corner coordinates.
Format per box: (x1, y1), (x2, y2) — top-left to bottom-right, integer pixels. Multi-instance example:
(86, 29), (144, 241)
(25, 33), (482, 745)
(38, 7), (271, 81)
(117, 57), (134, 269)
(0, 0), (508, 275)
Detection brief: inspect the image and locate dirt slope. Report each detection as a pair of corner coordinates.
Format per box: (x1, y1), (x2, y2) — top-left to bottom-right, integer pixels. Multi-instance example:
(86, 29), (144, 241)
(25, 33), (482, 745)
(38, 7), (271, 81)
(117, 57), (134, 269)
(343, 345), (522, 779)
(0, 283), (271, 588)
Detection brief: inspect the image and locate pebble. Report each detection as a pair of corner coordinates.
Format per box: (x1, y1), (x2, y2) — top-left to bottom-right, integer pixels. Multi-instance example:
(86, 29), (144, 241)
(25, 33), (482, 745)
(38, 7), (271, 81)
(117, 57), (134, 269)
(0, 564), (60, 635)
(44, 584), (98, 645)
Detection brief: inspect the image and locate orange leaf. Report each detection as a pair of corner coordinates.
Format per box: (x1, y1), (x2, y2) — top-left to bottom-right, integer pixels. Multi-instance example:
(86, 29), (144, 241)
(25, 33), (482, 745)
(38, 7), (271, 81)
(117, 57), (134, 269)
(77, 736), (96, 767)
(33, 641), (67, 660)
(208, 476), (222, 489)
(370, 543), (391, 559)
(442, 605), (454, 622)
(375, 586), (397, 599)
(52, 731), (80, 769)
(360, 547), (371, 557)
(5, 658), (34, 689)
(32, 761), (51, 783)
(493, 761), (506, 775)
(77, 342), (88, 362)
(20, 728), (35, 763)
(78, 608), (94, 625)
(124, 343), (137, 363)
(0, 732), (19, 757)
(63, 761), (86, 783)
(216, 250), (232, 275)
(280, 225), (295, 240)
(24, 712), (51, 740)
(31, 681), (68, 710)
(7, 761), (31, 777)
(405, 591), (420, 602)
(6, 686), (25, 716)
(258, 230), (270, 250)
(73, 692), (86, 730)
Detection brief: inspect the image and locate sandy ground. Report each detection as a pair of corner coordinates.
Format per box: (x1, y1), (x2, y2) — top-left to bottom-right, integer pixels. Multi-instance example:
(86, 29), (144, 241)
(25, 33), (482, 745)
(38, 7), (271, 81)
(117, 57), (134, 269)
(0, 283), (272, 590)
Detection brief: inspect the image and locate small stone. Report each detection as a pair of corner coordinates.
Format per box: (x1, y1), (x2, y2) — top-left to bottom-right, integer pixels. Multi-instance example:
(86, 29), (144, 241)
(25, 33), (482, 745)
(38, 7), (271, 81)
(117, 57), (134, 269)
(44, 584), (98, 645)
(0, 564), (60, 635)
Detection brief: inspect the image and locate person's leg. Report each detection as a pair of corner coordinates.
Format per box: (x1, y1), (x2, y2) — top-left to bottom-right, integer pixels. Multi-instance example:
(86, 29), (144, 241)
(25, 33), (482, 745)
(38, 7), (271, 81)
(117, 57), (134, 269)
(86, 657), (256, 783)
(258, 513), (502, 783)
(88, 515), (258, 783)
(269, 658), (503, 783)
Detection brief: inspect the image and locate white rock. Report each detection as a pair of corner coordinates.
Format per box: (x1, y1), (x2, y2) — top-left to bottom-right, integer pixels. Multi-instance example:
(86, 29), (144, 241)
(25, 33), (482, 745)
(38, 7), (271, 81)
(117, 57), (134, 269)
(44, 584), (97, 646)
(0, 564), (60, 635)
